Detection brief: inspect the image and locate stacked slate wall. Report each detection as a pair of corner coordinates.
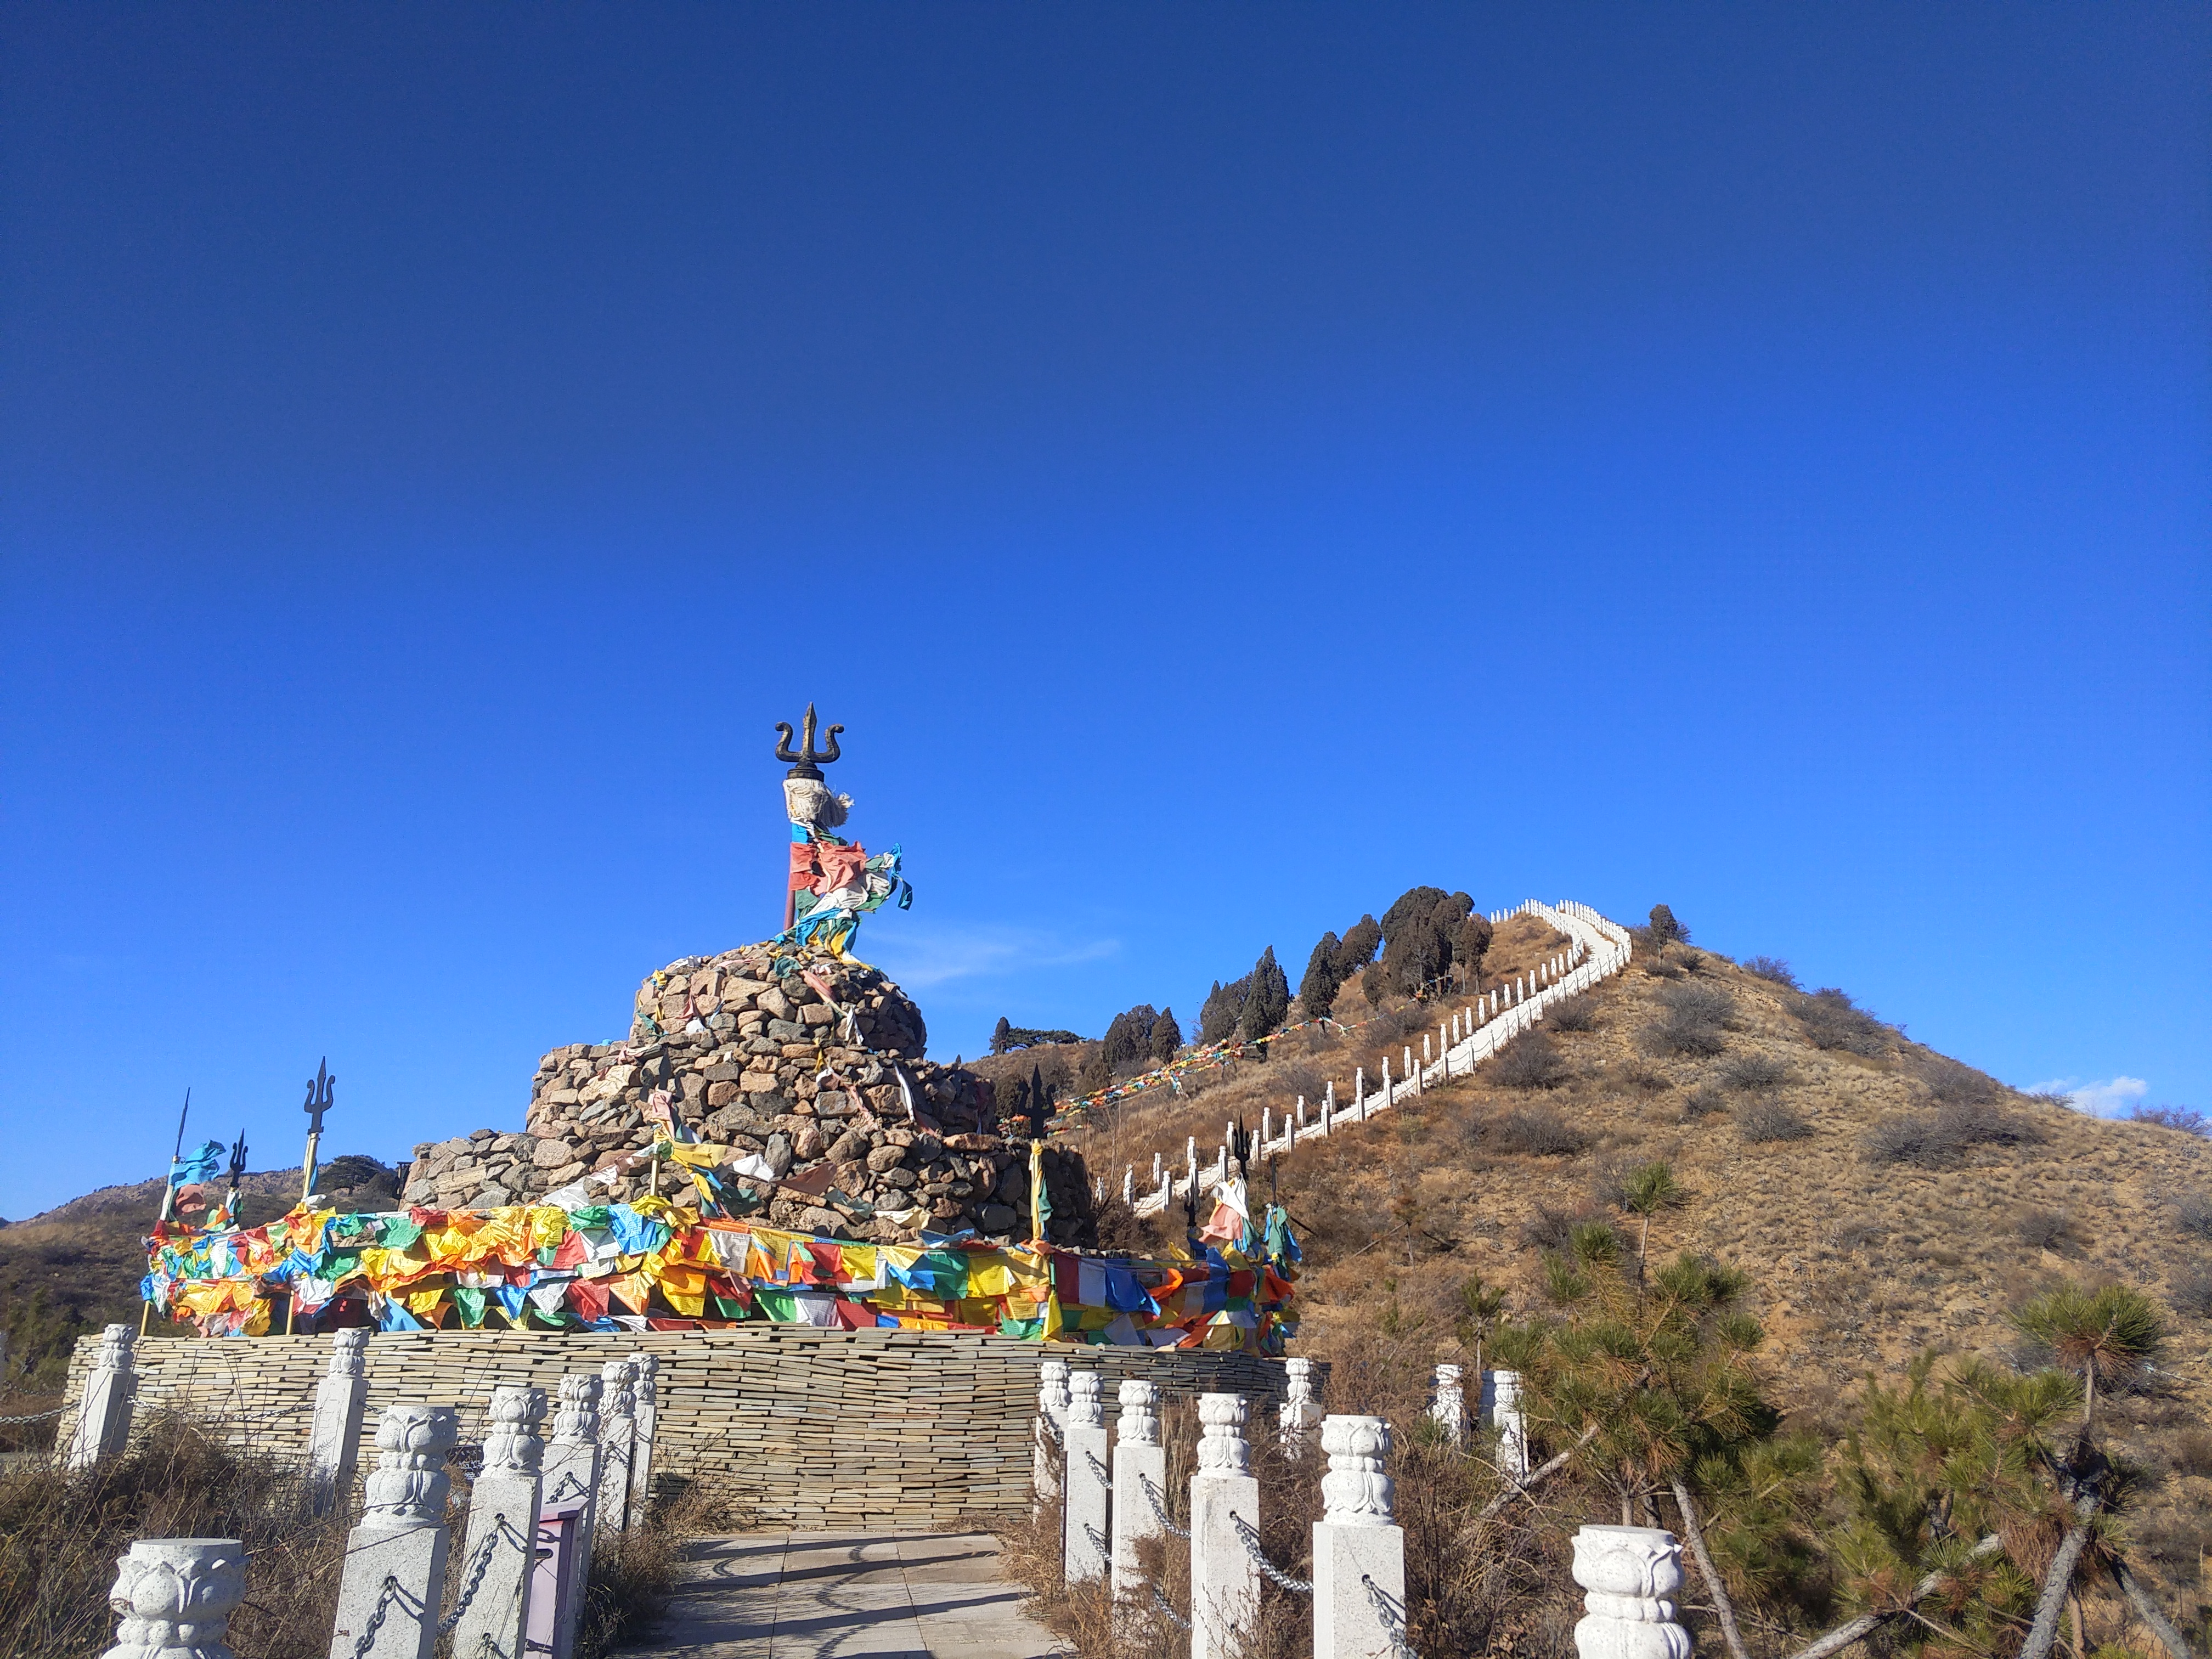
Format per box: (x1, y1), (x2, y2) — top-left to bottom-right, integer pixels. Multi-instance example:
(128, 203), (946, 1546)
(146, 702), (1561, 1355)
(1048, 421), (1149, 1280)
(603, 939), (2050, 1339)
(60, 1328), (1302, 1525)
(402, 941), (1093, 1245)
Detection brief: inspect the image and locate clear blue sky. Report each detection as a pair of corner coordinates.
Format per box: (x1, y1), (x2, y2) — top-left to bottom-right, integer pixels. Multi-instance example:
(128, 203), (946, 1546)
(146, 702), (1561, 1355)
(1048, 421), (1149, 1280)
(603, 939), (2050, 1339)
(2, 7), (2205, 1220)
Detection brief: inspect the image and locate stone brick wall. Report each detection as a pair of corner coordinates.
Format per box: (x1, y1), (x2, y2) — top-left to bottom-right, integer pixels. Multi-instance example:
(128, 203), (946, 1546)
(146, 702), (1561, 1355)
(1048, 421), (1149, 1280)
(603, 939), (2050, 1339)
(62, 1328), (1304, 1525)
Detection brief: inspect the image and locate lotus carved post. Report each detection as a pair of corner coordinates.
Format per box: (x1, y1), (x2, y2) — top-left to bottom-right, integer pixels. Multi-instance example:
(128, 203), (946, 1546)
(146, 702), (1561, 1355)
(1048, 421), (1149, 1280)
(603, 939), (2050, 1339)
(101, 1539), (245, 1659)
(1571, 1526), (1692, 1659)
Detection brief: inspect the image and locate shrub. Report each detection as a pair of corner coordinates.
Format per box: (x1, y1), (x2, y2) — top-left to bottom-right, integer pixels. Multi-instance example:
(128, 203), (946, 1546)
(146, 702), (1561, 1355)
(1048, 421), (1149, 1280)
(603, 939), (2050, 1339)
(1492, 1031), (1570, 1090)
(2172, 1426), (2212, 1475)
(1643, 983), (1733, 1057)
(1494, 1105), (1587, 1156)
(1796, 987), (1891, 1057)
(2015, 1209), (2073, 1251)
(1719, 1053), (1791, 1091)
(2131, 1103), (2211, 1135)
(1737, 1098), (1812, 1143)
(1548, 998), (1597, 1032)
(2176, 1193), (2212, 1239)
(1743, 956), (1799, 989)
(1680, 1084), (1726, 1120)
(1863, 1098), (2044, 1168)
(1622, 1063), (1673, 1093)
(1519, 1201), (1617, 1251)
(2171, 1268), (2212, 1319)
(1915, 1056), (2002, 1106)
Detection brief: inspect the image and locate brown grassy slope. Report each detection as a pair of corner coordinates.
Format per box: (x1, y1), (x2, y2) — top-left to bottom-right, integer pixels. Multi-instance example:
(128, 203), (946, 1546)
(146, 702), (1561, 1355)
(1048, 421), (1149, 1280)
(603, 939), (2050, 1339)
(1067, 925), (2212, 1598)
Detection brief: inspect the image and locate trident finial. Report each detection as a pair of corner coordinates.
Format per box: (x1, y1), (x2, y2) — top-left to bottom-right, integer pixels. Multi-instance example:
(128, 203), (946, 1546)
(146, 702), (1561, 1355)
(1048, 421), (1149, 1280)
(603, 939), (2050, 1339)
(302, 1057), (335, 1135)
(774, 702), (843, 780)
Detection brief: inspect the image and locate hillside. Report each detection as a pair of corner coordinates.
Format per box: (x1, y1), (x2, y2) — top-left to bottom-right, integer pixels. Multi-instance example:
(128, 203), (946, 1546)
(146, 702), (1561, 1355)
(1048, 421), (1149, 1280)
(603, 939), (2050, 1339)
(1056, 913), (2212, 1621)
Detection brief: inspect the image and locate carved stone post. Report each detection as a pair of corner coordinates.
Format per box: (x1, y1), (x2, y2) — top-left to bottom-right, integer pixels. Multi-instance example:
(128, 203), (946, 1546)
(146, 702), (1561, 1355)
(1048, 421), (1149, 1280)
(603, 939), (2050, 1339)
(1061, 1371), (1110, 1584)
(540, 1374), (603, 1659)
(100, 1538), (245, 1659)
(1110, 1379), (1165, 1605)
(1033, 1358), (1069, 1509)
(1430, 1363), (1465, 1447)
(449, 1385), (544, 1659)
(1312, 1415), (1407, 1659)
(1279, 1356), (1323, 1457)
(329, 1403), (457, 1659)
(594, 1359), (635, 1536)
(623, 1353), (658, 1526)
(66, 1324), (137, 1470)
(1571, 1526), (1692, 1659)
(306, 1329), (370, 1514)
(1188, 1393), (1258, 1659)
(1486, 1368), (1530, 1480)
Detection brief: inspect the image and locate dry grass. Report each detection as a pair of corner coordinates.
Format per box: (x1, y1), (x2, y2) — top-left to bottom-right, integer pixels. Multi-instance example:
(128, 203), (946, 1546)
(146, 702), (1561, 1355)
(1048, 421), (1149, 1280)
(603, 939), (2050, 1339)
(1054, 938), (2212, 1637)
(0, 1411), (347, 1659)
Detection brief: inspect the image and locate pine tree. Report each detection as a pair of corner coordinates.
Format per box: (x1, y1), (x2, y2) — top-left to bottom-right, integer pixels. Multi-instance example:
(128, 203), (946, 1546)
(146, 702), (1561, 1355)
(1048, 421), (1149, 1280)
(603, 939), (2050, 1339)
(1150, 1007), (1182, 1062)
(1298, 933), (1342, 1019)
(1240, 947), (1290, 1040)
(990, 1016), (1012, 1056)
(1649, 904), (1689, 946)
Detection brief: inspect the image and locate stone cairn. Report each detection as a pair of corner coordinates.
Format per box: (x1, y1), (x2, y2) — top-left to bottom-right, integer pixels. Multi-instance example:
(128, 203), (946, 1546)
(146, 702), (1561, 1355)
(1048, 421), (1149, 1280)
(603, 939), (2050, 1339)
(404, 943), (1094, 1245)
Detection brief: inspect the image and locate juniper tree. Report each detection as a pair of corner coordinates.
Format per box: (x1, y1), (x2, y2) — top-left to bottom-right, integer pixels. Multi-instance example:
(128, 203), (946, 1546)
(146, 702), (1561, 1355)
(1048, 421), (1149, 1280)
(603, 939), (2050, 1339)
(1455, 913), (1492, 990)
(1199, 979), (1243, 1043)
(1649, 903), (1690, 946)
(1334, 914), (1381, 977)
(990, 1016), (1013, 1056)
(1150, 1007), (1181, 1063)
(1299, 932), (1342, 1018)
(1241, 946), (1290, 1041)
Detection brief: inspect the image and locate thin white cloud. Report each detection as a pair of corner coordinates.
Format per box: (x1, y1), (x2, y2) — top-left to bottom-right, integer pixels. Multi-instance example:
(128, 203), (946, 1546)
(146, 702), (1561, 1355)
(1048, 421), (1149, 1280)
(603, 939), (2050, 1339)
(2024, 1075), (2149, 1118)
(864, 924), (1120, 991)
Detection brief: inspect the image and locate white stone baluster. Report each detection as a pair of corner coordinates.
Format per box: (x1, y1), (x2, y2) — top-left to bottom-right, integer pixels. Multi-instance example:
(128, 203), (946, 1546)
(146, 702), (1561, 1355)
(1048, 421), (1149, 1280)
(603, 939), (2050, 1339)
(1278, 1356), (1323, 1457)
(450, 1385), (544, 1659)
(100, 1538), (245, 1659)
(329, 1403), (457, 1659)
(66, 1324), (137, 1470)
(595, 1359), (635, 1536)
(306, 1329), (370, 1515)
(1189, 1394), (1258, 1659)
(1571, 1526), (1691, 1659)
(1486, 1368), (1531, 1480)
(1110, 1379), (1165, 1605)
(1034, 1358), (1069, 1508)
(624, 1353), (658, 1527)
(1431, 1363), (1465, 1447)
(1062, 1372), (1110, 1584)
(540, 1374), (602, 1659)
(1313, 1415), (1407, 1659)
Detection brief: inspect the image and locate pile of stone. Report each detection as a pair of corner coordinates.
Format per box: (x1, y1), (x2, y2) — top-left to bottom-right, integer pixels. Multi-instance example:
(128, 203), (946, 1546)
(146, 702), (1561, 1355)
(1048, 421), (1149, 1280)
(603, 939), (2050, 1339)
(402, 940), (1094, 1246)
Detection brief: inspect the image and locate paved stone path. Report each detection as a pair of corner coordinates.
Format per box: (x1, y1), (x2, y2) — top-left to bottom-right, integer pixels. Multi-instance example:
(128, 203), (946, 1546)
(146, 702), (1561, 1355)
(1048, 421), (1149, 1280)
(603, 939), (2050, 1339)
(627, 1528), (1065, 1659)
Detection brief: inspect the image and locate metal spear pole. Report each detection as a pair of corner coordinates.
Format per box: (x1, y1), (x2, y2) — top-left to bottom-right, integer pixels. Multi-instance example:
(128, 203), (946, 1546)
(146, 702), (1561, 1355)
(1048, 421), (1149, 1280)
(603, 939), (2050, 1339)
(141, 1088), (191, 1336)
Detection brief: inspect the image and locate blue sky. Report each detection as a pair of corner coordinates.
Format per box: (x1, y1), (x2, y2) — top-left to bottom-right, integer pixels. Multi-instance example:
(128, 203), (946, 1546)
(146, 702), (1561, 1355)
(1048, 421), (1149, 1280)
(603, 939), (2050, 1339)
(2, 7), (2205, 1219)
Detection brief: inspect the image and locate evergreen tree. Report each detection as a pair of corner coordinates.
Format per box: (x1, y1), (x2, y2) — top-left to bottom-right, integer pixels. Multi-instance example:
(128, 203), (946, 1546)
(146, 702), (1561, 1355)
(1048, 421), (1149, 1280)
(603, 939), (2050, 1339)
(1200, 978), (1245, 1043)
(1029, 1063), (1050, 1132)
(1102, 1003), (1160, 1070)
(1334, 914), (1381, 977)
(1150, 1007), (1182, 1063)
(990, 1016), (1013, 1056)
(1240, 946), (1290, 1041)
(1649, 903), (1690, 946)
(1455, 915), (1493, 988)
(1299, 932), (1342, 1018)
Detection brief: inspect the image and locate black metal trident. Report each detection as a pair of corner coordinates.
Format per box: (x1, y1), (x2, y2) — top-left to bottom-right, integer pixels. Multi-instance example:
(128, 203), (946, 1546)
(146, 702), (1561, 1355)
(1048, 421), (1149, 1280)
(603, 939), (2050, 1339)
(299, 1058), (335, 1206)
(774, 703), (843, 781)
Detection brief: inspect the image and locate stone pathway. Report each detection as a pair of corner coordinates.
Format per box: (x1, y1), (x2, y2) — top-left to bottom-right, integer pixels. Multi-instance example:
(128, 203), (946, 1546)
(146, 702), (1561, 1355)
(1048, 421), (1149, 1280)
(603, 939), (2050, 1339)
(625, 1528), (1066, 1659)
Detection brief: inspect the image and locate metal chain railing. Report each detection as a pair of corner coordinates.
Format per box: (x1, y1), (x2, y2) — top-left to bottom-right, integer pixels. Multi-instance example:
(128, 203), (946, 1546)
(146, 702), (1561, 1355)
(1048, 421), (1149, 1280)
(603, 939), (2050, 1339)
(436, 1516), (513, 1635)
(1083, 1447), (1113, 1488)
(350, 1575), (401, 1659)
(1138, 1475), (1190, 1540)
(546, 1469), (589, 1503)
(0, 1406), (66, 1424)
(1232, 1513), (1312, 1595)
(1362, 1573), (1420, 1659)
(1149, 1583), (1192, 1632)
